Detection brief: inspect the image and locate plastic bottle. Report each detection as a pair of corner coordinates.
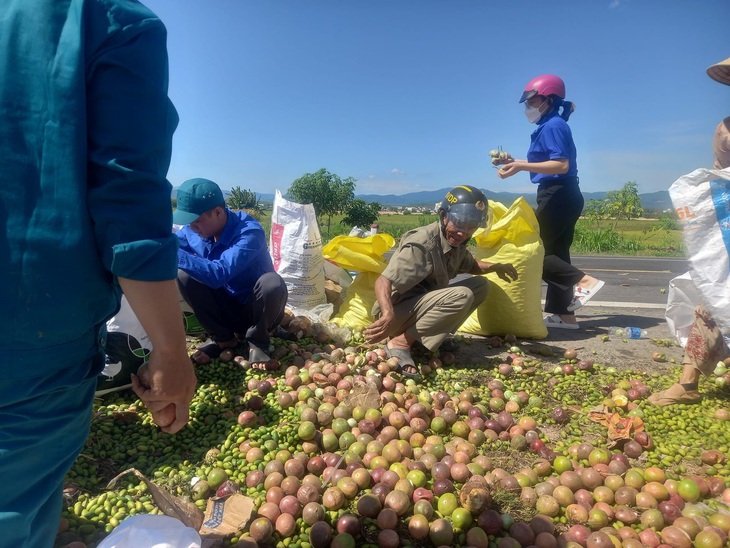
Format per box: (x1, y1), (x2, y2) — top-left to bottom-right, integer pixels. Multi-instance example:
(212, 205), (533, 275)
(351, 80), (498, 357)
(609, 326), (649, 339)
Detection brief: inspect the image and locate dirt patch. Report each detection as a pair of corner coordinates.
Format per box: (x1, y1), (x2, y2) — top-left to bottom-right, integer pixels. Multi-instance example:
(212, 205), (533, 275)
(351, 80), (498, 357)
(452, 305), (684, 377)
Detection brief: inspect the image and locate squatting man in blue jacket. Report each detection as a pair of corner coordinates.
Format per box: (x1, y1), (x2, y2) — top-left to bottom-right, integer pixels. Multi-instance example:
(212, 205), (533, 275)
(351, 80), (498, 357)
(174, 178), (288, 369)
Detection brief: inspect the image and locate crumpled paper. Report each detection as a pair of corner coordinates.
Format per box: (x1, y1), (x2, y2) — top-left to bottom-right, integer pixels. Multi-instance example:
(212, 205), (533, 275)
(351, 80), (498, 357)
(587, 405), (645, 448)
(343, 378), (381, 411)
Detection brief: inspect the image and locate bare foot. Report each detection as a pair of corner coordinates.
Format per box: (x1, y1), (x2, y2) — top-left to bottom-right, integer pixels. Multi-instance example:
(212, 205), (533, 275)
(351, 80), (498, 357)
(251, 359), (280, 371)
(387, 332), (415, 351)
(577, 275), (601, 291)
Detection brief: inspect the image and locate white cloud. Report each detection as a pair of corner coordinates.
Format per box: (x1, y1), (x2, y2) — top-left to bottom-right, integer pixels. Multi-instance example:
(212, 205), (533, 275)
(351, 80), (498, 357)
(391, 168), (405, 175)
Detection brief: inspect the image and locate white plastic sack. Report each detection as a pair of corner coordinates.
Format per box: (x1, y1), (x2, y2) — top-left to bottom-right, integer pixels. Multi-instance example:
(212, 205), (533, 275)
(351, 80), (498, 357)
(669, 168), (730, 335)
(97, 514), (201, 548)
(97, 296), (152, 395)
(269, 190), (327, 313)
(665, 272), (703, 347)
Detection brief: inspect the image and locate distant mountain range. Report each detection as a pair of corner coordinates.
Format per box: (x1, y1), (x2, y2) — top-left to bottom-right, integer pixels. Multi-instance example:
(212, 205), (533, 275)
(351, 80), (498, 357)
(174, 187), (673, 211)
(252, 188), (674, 211)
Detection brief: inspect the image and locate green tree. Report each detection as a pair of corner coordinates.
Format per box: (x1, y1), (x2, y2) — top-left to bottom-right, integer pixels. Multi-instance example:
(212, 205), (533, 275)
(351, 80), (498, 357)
(605, 181), (643, 229)
(341, 199), (380, 229)
(227, 186), (264, 219)
(287, 168), (356, 234)
(583, 199), (607, 228)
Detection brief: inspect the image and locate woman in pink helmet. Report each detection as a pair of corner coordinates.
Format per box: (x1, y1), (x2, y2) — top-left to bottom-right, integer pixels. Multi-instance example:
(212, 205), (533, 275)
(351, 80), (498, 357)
(496, 74), (604, 329)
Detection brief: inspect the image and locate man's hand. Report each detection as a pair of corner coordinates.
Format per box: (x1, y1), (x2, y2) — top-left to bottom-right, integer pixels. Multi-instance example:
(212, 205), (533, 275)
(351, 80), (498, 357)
(490, 263), (519, 282)
(365, 313), (394, 344)
(132, 348), (197, 434)
(119, 278), (197, 434)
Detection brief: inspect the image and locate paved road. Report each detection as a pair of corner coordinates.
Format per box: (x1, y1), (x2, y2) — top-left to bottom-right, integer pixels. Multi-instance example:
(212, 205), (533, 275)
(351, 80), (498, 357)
(561, 255), (688, 309)
(376, 251), (688, 345)
(385, 249), (687, 309)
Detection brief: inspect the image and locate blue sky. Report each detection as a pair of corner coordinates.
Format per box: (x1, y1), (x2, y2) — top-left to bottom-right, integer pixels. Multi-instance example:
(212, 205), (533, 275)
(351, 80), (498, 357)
(145, 0), (729, 197)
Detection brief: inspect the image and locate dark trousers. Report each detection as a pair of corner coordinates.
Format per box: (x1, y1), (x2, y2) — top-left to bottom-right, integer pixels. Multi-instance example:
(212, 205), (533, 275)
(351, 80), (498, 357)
(536, 181), (585, 315)
(177, 270), (287, 347)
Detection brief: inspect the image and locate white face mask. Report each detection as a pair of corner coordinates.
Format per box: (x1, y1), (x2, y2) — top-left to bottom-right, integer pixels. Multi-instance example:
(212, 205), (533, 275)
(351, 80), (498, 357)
(524, 100), (546, 123)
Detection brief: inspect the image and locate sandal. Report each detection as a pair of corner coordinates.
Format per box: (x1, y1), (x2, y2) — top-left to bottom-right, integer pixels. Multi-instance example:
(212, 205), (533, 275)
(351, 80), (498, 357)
(190, 342), (224, 365)
(647, 384), (702, 406)
(544, 314), (580, 330)
(272, 325), (297, 342)
(567, 280), (605, 312)
(191, 339), (238, 365)
(385, 345), (420, 378)
(248, 340), (276, 370)
(439, 338), (460, 353)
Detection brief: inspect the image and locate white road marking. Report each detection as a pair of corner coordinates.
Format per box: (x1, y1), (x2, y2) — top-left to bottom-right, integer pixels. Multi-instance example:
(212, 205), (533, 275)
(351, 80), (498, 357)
(541, 299), (666, 310)
(581, 269), (672, 274)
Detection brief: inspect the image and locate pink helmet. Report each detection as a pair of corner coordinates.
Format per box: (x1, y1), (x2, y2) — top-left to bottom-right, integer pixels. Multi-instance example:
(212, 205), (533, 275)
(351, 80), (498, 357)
(519, 74), (566, 103)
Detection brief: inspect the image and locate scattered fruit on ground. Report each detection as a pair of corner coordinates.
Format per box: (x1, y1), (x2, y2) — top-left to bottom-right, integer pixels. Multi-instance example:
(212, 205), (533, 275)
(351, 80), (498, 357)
(58, 321), (730, 548)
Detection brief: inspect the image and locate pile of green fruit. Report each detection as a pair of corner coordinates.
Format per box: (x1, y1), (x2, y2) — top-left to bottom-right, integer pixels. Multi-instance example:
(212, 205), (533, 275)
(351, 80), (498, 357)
(56, 322), (730, 548)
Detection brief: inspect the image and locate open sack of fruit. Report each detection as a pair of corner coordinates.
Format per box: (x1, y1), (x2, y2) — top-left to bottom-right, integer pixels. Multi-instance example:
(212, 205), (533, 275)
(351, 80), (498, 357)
(669, 168), (730, 339)
(459, 197), (548, 338)
(323, 233), (396, 330)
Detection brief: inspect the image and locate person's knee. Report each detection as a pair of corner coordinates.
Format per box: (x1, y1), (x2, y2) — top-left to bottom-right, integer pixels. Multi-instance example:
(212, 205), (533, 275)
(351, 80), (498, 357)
(458, 278), (488, 306)
(452, 286), (478, 308)
(256, 272), (288, 311)
(177, 269), (192, 287)
(471, 277), (489, 302)
(258, 272), (286, 295)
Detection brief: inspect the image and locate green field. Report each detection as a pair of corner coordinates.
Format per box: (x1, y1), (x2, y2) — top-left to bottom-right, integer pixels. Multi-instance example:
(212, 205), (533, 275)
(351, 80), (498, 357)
(573, 218), (683, 256)
(252, 211), (684, 257)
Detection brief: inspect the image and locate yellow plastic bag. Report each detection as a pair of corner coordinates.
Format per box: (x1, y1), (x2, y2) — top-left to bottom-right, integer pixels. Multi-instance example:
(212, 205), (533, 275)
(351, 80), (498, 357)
(323, 234), (395, 330)
(459, 197), (548, 339)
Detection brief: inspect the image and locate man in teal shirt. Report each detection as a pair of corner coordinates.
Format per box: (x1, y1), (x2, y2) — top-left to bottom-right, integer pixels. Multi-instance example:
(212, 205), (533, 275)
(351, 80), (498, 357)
(0, 1), (197, 545)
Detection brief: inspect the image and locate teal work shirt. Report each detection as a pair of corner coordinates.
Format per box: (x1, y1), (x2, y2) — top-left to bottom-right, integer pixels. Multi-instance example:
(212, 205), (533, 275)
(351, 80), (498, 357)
(0, 0), (179, 378)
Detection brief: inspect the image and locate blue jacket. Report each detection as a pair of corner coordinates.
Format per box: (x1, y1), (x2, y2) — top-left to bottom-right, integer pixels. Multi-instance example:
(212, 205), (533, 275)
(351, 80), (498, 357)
(177, 210), (274, 304)
(0, 0), (179, 378)
(527, 111), (578, 185)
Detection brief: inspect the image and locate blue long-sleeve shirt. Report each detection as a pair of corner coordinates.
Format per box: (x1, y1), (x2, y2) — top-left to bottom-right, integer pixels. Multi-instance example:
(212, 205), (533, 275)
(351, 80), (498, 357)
(177, 210), (275, 304)
(0, 0), (179, 378)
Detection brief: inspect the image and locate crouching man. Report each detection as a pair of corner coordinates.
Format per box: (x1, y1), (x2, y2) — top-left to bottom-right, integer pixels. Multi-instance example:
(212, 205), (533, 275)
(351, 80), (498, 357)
(174, 178), (287, 369)
(364, 185), (518, 377)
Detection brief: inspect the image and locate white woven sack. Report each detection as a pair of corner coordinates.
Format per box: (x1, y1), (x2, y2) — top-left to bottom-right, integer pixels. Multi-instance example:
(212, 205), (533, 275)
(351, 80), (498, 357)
(668, 168), (730, 335)
(269, 190), (327, 313)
